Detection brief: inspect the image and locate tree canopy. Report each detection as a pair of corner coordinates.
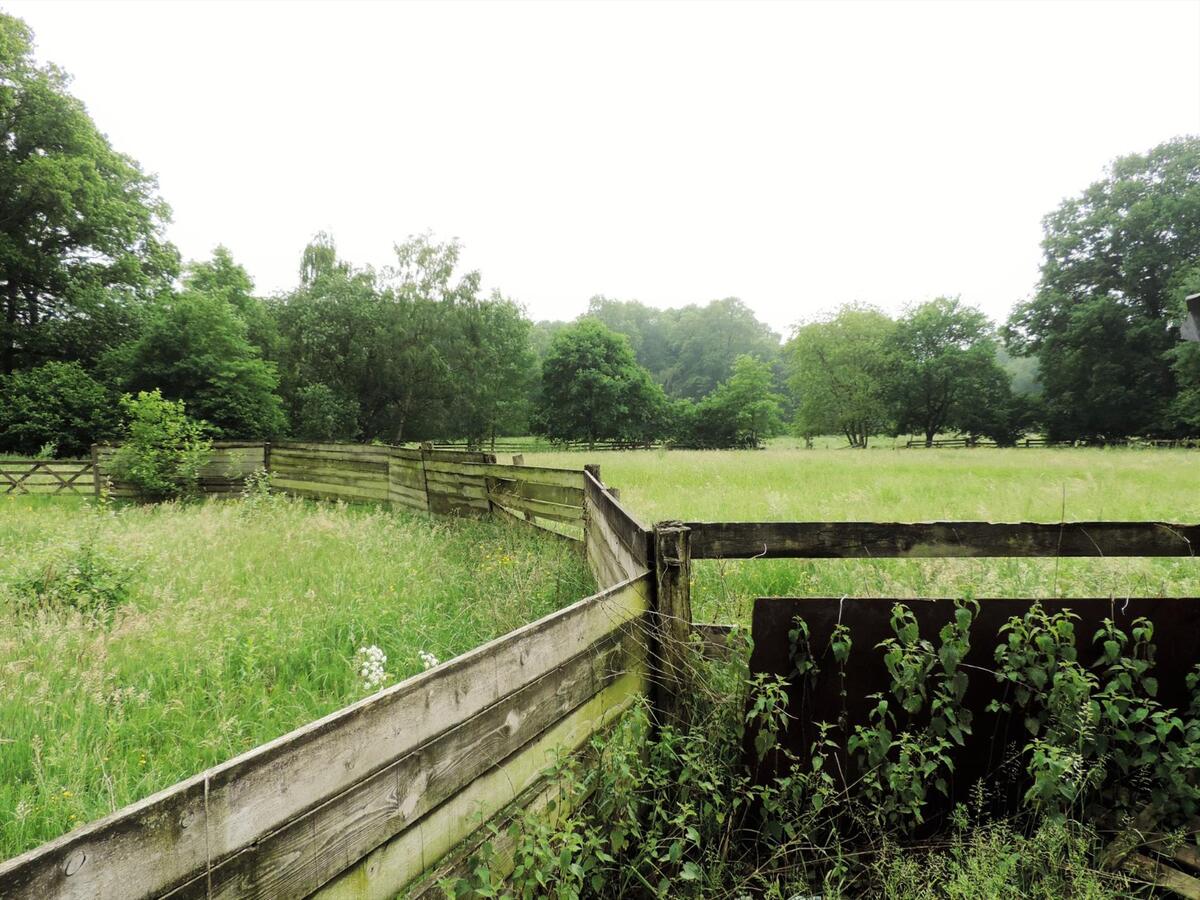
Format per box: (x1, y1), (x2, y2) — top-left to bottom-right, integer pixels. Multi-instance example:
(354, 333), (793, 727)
(0, 12), (177, 375)
(1007, 137), (1200, 440)
(786, 304), (896, 448)
(889, 297), (1012, 446)
(534, 320), (667, 447)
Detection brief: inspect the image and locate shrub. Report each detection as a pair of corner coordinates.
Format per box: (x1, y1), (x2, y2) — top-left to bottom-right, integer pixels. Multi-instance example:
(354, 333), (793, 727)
(109, 390), (212, 500)
(9, 541), (135, 620)
(0, 361), (118, 457)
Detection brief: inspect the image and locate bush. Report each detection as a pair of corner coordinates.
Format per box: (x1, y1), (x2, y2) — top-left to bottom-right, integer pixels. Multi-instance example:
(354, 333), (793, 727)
(0, 361), (117, 457)
(9, 540), (136, 621)
(109, 390), (213, 500)
(290, 382), (360, 441)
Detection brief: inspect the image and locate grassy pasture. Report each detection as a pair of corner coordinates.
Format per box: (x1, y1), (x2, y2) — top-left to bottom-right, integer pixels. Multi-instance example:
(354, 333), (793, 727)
(525, 445), (1200, 623)
(0, 493), (593, 859)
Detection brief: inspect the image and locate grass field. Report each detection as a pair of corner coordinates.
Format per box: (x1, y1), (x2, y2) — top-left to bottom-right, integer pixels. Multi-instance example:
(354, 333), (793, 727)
(525, 445), (1200, 623)
(0, 493), (593, 859)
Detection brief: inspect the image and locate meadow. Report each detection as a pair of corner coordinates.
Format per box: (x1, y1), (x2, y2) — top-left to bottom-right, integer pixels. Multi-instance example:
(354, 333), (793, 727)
(0, 492), (593, 859)
(526, 444), (1200, 623)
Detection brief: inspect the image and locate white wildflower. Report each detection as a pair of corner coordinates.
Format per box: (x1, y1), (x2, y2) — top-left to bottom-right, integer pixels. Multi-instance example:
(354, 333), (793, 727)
(354, 645), (388, 692)
(418, 651), (439, 670)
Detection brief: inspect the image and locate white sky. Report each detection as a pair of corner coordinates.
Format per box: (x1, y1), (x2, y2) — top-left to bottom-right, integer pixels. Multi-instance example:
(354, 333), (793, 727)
(6, 0), (1200, 335)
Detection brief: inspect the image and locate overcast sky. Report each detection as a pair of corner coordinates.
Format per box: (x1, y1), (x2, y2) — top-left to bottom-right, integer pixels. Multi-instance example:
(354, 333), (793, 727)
(6, 0), (1200, 334)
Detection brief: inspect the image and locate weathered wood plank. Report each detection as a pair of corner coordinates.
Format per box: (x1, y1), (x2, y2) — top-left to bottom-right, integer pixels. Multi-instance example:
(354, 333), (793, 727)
(200, 576), (649, 872)
(584, 471), (651, 569)
(206, 630), (640, 899)
(0, 776), (209, 900)
(270, 479), (391, 502)
(421, 461), (584, 490)
(685, 521), (1200, 559)
(487, 492), (584, 524)
(0, 576), (649, 899)
(488, 478), (583, 509)
(312, 665), (646, 900)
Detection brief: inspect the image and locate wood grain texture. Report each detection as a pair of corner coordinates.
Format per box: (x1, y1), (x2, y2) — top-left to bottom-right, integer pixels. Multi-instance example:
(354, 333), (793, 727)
(685, 520), (1200, 559)
(487, 491), (584, 524)
(0, 575), (650, 900)
(206, 630), (642, 900)
(311, 665), (646, 900)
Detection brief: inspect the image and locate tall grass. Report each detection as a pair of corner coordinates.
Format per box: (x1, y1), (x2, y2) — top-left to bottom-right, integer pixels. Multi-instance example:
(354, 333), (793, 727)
(526, 446), (1200, 622)
(0, 493), (593, 859)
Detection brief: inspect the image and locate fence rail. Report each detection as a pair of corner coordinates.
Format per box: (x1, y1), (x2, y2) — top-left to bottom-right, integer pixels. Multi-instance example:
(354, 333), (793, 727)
(684, 520), (1200, 559)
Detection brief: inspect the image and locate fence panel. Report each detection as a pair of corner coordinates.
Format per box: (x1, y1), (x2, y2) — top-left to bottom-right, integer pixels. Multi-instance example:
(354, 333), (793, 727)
(0, 459), (95, 494)
(269, 443), (389, 503)
(94, 442), (267, 498)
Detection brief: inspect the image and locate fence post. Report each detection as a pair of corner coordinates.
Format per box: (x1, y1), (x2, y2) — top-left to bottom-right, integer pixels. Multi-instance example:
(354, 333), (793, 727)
(263, 441), (271, 474)
(419, 442), (434, 513)
(653, 520), (693, 727)
(90, 443), (101, 499)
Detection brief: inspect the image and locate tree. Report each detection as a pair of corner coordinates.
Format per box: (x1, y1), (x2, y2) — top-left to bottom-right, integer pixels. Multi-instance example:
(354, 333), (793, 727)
(888, 296), (1015, 446)
(534, 320), (668, 447)
(1007, 137), (1200, 440)
(678, 355), (783, 448)
(0, 360), (117, 456)
(583, 296), (782, 400)
(665, 298), (781, 400)
(0, 13), (178, 374)
(182, 247), (277, 357)
(785, 304), (896, 448)
(104, 291), (286, 438)
(274, 233), (538, 443)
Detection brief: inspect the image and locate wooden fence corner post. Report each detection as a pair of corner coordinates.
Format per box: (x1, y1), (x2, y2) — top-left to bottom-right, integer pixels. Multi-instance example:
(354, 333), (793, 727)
(90, 443), (101, 499)
(419, 442), (434, 513)
(653, 520), (693, 728)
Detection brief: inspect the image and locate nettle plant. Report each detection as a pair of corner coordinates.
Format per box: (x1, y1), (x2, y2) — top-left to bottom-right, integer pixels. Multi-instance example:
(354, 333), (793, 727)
(836, 600), (978, 831)
(991, 604), (1200, 820)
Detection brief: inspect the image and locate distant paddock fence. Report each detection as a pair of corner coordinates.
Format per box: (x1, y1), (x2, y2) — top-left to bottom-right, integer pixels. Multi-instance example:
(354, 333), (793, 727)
(0, 459), (96, 495)
(905, 436), (1200, 449)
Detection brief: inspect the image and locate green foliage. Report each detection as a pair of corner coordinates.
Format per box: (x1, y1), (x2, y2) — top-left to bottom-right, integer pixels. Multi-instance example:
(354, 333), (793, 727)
(0, 12), (178, 375)
(675, 355), (784, 448)
(0, 496), (594, 858)
(105, 280), (286, 439)
(0, 360), (117, 456)
(9, 539), (135, 621)
(1008, 137), (1200, 440)
(786, 303), (897, 447)
(274, 233), (536, 443)
(991, 605), (1200, 820)
(534, 320), (669, 446)
(109, 390), (212, 500)
(585, 296), (781, 401)
(874, 817), (1129, 900)
(289, 382), (360, 442)
(888, 297), (1022, 446)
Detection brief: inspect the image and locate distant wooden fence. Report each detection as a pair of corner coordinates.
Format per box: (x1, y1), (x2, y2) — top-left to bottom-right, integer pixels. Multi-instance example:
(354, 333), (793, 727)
(0, 448), (664, 900)
(0, 459), (96, 494)
(905, 436), (1200, 449)
(93, 442), (268, 497)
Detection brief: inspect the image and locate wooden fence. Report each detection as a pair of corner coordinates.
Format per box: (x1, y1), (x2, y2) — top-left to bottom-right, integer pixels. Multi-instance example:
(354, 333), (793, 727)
(9, 447), (1199, 898)
(0, 448), (663, 900)
(93, 442), (268, 498)
(0, 459), (96, 495)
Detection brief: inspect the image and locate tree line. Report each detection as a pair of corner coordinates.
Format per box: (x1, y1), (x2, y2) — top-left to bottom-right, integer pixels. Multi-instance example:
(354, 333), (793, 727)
(2, 11), (1198, 457)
